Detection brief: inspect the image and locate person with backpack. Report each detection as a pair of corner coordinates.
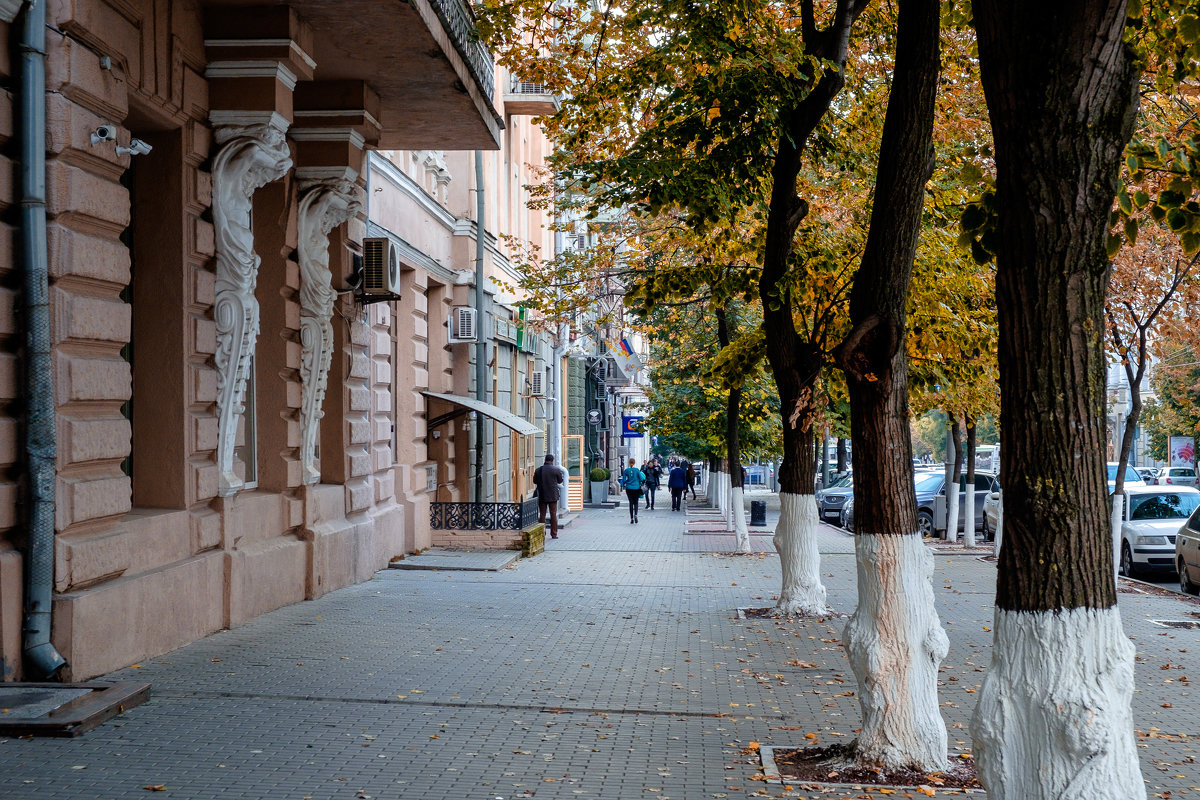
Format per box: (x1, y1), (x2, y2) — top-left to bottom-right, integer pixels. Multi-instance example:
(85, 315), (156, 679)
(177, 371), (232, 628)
(620, 457), (646, 524)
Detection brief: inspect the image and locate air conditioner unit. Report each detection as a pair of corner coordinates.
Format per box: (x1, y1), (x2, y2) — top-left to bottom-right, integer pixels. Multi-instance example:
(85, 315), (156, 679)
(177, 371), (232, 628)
(449, 306), (477, 343)
(529, 371), (545, 397)
(361, 237), (402, 297)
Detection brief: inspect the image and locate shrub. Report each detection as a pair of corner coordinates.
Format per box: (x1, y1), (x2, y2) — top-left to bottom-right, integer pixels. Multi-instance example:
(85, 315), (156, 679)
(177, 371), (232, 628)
(589, 467), (609, 481)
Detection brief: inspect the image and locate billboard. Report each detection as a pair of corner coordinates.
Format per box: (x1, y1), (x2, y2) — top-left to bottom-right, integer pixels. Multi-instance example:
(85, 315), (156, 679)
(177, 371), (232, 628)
(1169, 436), (1195, 468)
(621, 415), (645, 438)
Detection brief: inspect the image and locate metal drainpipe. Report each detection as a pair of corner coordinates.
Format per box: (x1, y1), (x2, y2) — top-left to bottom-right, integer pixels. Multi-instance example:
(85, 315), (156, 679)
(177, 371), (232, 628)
(19, 0), (68, 679)
(473, 151), (486, 503)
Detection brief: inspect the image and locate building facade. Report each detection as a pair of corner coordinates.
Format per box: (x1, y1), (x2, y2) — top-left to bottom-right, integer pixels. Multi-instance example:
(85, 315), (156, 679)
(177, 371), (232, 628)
(0, 0), (511, 682)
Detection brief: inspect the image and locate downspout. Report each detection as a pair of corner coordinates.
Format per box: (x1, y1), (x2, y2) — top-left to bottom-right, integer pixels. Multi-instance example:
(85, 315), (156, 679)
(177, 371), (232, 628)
(19, 0), (67, 678)
(474, 151), (486, 503)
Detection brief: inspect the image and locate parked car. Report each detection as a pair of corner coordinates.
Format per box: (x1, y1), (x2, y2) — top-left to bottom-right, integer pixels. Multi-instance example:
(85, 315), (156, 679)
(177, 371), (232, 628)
(1135, 467), (1160, 485)
(840, 495), (855, 532)
(1176, 503), (1200, 594)
(913, 471), (997, 538)
(1107, 462), (1147, 491)
(1119, 486), (1200, 578)
(816, 473), (854, 523)
(982, 478), (1000, 541)
(1159, 467), (1199, 488)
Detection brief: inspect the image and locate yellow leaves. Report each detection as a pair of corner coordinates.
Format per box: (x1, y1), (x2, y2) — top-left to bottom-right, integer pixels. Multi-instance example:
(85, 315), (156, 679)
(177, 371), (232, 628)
(142, 786), (167, 792)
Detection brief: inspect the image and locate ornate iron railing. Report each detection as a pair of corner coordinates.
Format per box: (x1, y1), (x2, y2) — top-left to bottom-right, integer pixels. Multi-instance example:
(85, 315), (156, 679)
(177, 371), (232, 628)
(430, 499), (539, 530)
(429, 0), (495, 100)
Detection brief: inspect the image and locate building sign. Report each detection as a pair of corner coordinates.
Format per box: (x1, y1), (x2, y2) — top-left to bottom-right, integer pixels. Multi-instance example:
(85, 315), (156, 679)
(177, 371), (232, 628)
(587, 408), (603, 425)
(622, 415), (645, 438)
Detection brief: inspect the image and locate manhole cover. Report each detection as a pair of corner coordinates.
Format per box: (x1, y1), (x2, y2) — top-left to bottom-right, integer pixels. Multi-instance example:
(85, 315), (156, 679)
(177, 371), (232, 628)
(0, 682), (149, 737)
(1151, 620), (1200, 629)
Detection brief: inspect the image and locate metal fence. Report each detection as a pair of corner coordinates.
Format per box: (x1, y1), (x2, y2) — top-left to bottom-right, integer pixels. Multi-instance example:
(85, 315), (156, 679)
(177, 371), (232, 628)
(430, 499), (539, 531)
(429, 0), (495, 100)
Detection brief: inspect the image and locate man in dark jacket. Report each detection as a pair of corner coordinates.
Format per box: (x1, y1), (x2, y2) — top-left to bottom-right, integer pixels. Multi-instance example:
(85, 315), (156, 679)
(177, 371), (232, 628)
(668, 463), (688, 511)
(533, 454), (567, 539)
(643, 458), (662, 510)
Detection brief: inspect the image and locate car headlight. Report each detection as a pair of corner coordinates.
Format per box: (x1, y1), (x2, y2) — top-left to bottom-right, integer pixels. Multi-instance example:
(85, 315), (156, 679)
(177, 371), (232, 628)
(1135, 535), (1169, 545)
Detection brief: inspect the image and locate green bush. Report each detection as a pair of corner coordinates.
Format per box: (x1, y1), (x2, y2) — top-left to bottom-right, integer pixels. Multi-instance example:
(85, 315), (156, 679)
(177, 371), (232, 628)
(589, 467), (609, 481)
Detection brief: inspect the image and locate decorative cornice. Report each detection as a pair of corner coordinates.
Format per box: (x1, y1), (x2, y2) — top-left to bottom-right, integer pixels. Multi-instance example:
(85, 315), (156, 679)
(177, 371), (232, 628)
(294, 109), (383, 131)
(211, 124), (293, 496)
(203, 38), (317, 71)
(297, 178), (361, 484)
(289, 127), (367, 149)
(206, 60), (299, 90)
(210, 109), (291, 132)
(369, 151), (457, 232)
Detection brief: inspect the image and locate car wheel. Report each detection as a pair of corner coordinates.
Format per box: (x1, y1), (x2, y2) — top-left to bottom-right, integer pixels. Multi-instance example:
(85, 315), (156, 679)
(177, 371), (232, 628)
(917, 510), (935, 539)
(1120, 541), (1138, 579)
(1181, 560), (1199, 595)
(981, 515), (992, 542)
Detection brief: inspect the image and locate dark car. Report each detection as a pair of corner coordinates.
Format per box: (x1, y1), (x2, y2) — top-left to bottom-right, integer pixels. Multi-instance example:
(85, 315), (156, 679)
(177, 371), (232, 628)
(817, 473), (854, 523)
(913, 471), (997, 538)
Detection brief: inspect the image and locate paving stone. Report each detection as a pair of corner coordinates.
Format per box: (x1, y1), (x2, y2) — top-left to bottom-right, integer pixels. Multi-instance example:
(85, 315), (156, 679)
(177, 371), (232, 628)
(0, 499), (1196, 798)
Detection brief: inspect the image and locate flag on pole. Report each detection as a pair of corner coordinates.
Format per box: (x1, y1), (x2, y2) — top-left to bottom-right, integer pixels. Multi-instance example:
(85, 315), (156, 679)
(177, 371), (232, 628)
(619, 337), (633, 356)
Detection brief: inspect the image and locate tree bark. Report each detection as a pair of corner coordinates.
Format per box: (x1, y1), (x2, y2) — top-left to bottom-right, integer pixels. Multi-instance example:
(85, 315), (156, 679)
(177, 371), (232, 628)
(717, 306), (751, 553)
(837, 0), (946, 771)
(964, 416), (977, 548)
(837, 437), (848, 473)
(970, 2), (1142, 797)
(759, 0), (869, 618)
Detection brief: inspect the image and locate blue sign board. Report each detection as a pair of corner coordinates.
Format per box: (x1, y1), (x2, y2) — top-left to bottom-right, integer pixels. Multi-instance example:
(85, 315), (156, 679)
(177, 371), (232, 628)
(621, 415), (645, 438)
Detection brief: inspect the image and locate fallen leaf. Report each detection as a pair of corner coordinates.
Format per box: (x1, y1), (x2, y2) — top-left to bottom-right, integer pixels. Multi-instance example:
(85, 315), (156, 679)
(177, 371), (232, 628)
(143, 786), (167, 792)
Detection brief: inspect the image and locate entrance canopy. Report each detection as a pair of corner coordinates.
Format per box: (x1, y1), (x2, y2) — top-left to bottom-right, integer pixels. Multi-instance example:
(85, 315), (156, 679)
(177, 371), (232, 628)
(421, 391), (540, 436)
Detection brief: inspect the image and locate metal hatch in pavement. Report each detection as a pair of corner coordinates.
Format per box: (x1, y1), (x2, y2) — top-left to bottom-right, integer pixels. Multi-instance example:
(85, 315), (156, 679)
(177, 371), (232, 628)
(0, 682), (149, 737)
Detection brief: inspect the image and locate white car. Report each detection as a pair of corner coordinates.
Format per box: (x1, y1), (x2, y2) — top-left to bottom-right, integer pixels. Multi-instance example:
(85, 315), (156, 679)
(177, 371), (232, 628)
(1158, 467), (1199, 488)
(982, 481), (1000, 541)
(1107, 462), (1147, 491)
(1119, 486), (1200, 578)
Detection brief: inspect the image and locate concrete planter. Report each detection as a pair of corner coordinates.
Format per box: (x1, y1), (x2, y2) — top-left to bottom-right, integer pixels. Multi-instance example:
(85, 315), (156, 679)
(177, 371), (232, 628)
(591, 481), (609, 502)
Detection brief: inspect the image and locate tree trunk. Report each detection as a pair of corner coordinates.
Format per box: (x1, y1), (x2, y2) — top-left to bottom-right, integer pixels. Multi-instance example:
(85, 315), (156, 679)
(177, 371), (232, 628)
(964, 416), (977, 548)
(945, 416), (963, 541)
(970, 3), (1142, 797)
(717, 306), (751, 553)
(838, 0), (946, 771)
(837, 437), (848, 473)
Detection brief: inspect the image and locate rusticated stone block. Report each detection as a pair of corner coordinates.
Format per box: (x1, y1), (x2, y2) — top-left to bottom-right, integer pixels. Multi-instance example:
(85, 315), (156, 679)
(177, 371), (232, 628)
(52, 289), (130, 344)
(44, 32), (127, 120)
(57, 473), (131, 530)
(47, 223), (130, 284)
(194, 366), (218, 404)
(59, 415), (130, 464)
(192, 268), (215, 307)
(61, 354), (130, 403)
(46, 161), (129, 228)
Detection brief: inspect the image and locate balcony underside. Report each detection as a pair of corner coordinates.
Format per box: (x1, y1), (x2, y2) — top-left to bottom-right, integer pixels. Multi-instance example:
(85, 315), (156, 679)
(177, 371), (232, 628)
(204, 0), (503, 150)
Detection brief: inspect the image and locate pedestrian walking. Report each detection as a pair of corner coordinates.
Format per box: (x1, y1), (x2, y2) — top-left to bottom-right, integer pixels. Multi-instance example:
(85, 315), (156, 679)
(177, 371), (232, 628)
(643, 458), (662, 510)
(533, 454), (567, 539)
(668, 462), (687, 511)
(687, 462), (697, 500)
(620, 457), (646, 524)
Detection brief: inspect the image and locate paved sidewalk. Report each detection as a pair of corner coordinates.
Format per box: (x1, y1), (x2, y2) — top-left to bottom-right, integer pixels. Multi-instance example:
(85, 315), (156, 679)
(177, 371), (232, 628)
(2, 505), (1198, 799)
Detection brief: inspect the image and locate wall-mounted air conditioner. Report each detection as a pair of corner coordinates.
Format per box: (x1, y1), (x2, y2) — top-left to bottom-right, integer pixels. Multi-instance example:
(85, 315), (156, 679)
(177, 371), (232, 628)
(361, 237), (402, 298)
(449, 306), (477, 343)
(529, 371), (545, 397)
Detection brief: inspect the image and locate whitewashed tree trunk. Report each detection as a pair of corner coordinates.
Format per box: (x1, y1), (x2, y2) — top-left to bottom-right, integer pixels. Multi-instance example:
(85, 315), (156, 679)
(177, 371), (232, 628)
(971, 606), (1143, 800)
(732, 485), (751, 553)
(944, 485), (960, 542)
(771, 493), (828, 616)
(963, 486), (977, 548)
(1110, 493), (1123, 583)
(843, 533), (949, 770)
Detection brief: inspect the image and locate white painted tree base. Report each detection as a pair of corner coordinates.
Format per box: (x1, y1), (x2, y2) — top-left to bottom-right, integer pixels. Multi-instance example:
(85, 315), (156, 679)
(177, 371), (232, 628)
(843, 533), (949, 770)
(971, 606), (1143, 800)
(945, 489), (960, 542)
(732, 486), (751, 553)
(771, 493), (828, 616)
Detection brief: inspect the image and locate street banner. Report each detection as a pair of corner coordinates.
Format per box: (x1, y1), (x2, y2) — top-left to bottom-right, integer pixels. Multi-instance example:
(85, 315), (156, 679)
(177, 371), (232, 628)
(1170, 435), (1195, 468)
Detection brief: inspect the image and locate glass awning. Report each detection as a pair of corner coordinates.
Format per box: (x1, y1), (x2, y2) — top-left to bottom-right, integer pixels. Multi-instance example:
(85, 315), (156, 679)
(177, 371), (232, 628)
(421, 391), (540, 436)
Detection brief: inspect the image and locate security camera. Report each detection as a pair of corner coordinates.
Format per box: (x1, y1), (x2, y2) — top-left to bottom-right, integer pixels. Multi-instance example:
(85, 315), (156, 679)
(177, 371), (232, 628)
(117, 138), (153, 157)
(90, 125), (117, 145)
